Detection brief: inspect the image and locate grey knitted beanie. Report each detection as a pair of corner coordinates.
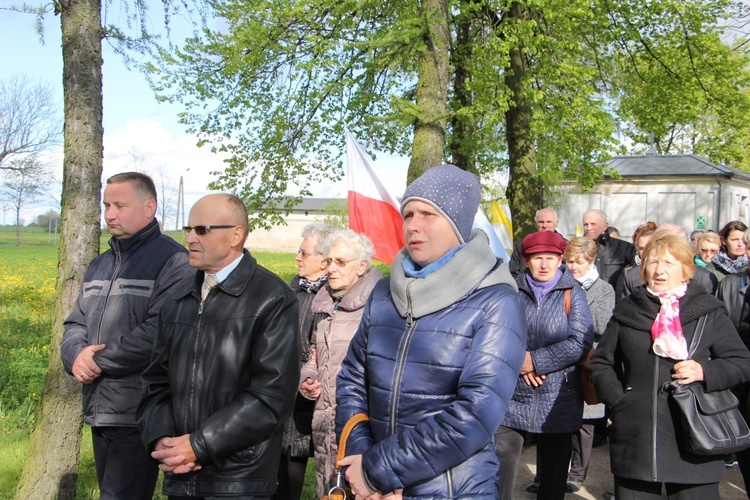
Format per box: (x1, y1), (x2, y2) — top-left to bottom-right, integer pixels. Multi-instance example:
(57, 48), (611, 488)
(401, 164), (481, 244)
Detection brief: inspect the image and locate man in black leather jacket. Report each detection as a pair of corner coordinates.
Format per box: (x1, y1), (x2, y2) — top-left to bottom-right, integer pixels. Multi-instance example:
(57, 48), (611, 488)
(138, 193), (299, 499)
(583, 209), (636, 287)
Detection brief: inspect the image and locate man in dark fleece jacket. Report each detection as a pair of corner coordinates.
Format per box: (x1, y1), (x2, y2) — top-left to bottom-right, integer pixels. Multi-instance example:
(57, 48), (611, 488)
(61, 172), (193, 500)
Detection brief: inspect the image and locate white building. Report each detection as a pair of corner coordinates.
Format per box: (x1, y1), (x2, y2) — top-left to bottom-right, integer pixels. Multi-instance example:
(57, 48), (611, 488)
(556, 150), (750, 242)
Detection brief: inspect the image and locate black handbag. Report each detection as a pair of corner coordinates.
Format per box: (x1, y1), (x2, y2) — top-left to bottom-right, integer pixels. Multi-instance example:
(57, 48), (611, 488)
(663, 315), (750, 456)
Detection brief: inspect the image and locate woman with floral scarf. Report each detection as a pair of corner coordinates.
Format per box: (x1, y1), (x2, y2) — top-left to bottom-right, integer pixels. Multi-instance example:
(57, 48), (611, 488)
(589, 235), (750, 499)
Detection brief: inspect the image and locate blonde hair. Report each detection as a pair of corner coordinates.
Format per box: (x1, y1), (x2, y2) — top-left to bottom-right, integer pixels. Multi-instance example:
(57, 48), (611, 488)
(563, 236), (597, 264)
(697, 231), (720, 248)
(640, 235), (695, 284)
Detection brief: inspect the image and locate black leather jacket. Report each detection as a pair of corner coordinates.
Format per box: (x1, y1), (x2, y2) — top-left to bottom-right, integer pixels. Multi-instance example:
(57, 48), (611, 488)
(595, 231), (636, 286)
(137, 251), (299, 497)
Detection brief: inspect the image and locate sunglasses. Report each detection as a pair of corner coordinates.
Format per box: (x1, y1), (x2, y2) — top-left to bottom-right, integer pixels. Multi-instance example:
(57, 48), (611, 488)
(297, 248), (319, 258)
(325, 257), (358, 267)
(182, 225), (236, 236)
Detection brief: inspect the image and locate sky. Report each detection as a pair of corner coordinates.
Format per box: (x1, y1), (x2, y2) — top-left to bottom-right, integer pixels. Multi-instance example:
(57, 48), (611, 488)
(0, 2), (408, 228)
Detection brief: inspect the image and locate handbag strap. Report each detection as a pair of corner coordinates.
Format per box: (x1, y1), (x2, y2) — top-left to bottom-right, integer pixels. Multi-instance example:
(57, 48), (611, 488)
(336, 413), (370, 465)
(687, 315), (708, 359)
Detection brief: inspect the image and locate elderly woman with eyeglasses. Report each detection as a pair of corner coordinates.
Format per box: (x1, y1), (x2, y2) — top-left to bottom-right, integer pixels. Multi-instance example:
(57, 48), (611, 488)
(298, 229), (382, 499)
(274, 223), (334, 500)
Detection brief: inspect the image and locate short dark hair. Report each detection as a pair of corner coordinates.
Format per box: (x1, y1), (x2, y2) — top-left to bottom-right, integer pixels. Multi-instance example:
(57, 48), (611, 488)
(719, 220), (748, 252)
(107, 172), (157, 203)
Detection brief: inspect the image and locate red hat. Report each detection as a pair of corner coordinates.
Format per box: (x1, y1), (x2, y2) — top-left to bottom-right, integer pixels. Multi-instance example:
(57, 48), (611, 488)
(521, 231), (566, 257)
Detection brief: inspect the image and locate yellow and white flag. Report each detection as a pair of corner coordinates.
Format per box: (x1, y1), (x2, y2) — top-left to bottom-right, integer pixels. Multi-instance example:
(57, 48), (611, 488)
(490, 200), (513, 251)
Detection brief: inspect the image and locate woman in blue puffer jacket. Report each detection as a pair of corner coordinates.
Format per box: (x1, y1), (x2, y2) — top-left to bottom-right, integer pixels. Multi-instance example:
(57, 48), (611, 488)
(336, 164), (527, 499)
(495, 230), (594, 500)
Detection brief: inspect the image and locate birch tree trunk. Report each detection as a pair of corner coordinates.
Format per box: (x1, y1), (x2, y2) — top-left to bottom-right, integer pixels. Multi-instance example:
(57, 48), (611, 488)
(15, 0), (104, 497)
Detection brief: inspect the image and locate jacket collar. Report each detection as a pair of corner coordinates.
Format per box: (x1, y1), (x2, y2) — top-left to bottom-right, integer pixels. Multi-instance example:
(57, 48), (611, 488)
(390, 229), (517, 319)
(516, 266), (577, 298)
(108, 218), (161, 255)
(183, 250), (257, 300)
(596, 230), (612, 247)
(312, 268), (383, 314)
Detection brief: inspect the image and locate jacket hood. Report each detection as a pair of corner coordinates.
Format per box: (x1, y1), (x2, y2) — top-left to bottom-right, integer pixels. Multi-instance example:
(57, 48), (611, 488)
(390, 229), (516, 318)
(311, 268), (383, 315)
(614, 280), (724, 331)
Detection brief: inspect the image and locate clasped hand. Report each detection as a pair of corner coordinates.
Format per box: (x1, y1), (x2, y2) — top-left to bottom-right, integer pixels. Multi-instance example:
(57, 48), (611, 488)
(151, 435), (202, 474)
(672, 359), (704, 385)
(337, 454), (403, 500)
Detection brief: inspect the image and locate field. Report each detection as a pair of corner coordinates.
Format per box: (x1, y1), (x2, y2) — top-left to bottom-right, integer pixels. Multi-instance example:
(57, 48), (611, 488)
(0, 226), (321, 499)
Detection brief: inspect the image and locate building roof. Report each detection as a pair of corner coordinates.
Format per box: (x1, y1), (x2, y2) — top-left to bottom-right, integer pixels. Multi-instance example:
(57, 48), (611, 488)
(606, 150), (750, 180)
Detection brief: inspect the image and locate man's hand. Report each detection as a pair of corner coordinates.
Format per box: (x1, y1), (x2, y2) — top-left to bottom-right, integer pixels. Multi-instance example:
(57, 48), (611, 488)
(72, 344), (105, 384)
(152, 435), (202, 474)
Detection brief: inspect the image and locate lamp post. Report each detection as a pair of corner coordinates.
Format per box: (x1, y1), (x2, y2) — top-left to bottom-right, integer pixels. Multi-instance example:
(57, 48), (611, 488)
(175, 168), (190, 231)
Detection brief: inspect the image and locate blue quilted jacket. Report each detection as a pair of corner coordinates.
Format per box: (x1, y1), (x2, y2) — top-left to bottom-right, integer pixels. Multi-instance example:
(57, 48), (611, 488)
(502, 267), (594, 434)
(336, 231), (527, 499)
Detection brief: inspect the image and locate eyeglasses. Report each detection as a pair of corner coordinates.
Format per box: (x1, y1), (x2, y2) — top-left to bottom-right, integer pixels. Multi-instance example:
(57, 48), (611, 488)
(297, 248), (319, 258)
(325, 257), (358, 267)
(183, 225), (236, 236)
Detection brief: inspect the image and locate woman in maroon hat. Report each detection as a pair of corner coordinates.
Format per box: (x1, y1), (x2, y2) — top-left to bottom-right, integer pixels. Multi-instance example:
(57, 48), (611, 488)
(496, 231), (594, 500)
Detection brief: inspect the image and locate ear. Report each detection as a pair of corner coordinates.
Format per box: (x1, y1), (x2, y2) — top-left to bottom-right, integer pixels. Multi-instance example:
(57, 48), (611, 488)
(144, 198), (157, 219)
(356, 260), (368, 277)
(231, 226), (246, 248)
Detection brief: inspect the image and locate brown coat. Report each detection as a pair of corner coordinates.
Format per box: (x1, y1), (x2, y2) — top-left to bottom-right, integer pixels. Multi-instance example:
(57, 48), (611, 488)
(302, 268), (381, 498)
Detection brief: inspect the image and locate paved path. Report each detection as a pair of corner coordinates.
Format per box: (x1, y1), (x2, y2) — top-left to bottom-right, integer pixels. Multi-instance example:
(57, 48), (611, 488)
(513, 442), (748, 499)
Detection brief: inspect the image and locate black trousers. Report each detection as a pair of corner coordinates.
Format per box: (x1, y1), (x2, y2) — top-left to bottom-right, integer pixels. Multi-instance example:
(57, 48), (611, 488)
(495, 426), (573, 500)
(614, 476), (720, 500)
(91, 426), (159, 500)
(272, 451), (309, 500)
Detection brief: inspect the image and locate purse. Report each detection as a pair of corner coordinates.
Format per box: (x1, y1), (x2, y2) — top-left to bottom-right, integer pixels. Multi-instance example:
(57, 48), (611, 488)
(321, 413), (370, 500)
(564, 288), (599, 405)
(663, 315), (750, 455)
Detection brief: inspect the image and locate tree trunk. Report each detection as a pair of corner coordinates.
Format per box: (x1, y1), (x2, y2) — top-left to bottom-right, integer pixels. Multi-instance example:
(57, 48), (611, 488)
(449, 7), (477, 175)
(408, 0), (450, 184)
(504, 2), (542, 242)
(15, 0), (104, 498)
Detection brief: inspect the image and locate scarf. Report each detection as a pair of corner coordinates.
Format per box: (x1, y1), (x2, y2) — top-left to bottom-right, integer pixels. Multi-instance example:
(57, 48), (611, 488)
(712, 251), (748, 274)
(298, 274), (328, 294)
(646, 283), (689, 360)
(526, 269), (563, 304)
(576, 264), (599, 290)
(402, 244), (466, 278)
(694, 254), (707, 269)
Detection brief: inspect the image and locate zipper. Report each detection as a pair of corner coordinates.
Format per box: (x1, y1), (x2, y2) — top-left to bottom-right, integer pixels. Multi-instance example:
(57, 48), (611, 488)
(188, 297), (201, 495)
(651, 355), (660, 481)
(95, 241), (122, 344)
(390, 282), (417, 436)
(446, 468), (454, 497)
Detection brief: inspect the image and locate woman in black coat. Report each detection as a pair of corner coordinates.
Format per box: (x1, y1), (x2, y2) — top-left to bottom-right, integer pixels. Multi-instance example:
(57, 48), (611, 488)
(589, 235), (750, 499)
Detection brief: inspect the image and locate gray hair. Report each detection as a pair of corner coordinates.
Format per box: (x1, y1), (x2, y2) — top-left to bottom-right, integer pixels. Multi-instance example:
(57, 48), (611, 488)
(323, 229), (375, 270)
(534, 208), (558, 222)
(653, 222), (688, 242)
(584, 209), (608, 225)
(301, 223), (336, 254)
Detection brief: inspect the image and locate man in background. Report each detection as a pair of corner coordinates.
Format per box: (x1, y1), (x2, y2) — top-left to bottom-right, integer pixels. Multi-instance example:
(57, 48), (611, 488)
(582, 209), (636, 286)
(510, 208), (566, 277)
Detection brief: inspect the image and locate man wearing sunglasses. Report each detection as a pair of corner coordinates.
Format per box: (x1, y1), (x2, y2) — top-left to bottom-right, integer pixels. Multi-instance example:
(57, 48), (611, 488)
(138, 193), (299, 499)
(61, 172), (194, 500)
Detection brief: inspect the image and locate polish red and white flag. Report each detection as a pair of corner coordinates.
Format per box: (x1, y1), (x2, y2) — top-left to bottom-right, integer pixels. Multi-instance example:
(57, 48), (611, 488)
(346, 131), (405, 264)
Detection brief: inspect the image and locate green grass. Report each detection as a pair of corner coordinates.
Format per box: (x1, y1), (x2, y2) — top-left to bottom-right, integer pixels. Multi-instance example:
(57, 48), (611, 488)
(0, 226), (338, 499)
